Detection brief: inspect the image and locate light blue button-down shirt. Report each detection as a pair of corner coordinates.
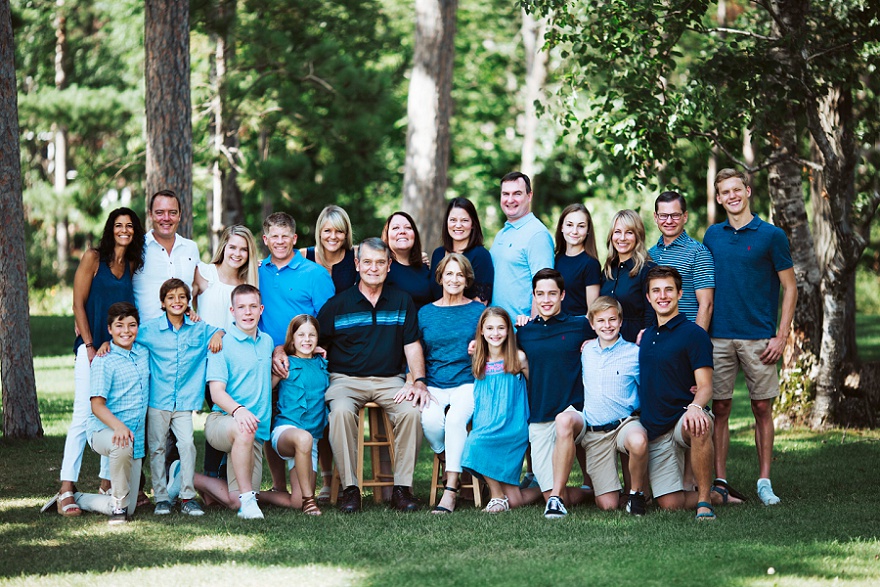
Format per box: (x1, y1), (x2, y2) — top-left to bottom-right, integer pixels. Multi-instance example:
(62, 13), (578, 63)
(207, 324), (274, 443)
(258, 251), (336, 346)
(137, 315), (221, 412)
(581, 336), (640, 426)
(88, 342), (151, 459)
(490, 212), (554, 321)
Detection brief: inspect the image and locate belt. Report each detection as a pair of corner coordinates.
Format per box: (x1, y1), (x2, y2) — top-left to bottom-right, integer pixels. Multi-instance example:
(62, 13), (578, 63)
(585, 412), (639, 433)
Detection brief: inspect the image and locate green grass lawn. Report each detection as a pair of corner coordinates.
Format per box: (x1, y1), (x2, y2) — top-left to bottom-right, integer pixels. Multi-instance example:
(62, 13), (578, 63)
(2, 315), (880, 586)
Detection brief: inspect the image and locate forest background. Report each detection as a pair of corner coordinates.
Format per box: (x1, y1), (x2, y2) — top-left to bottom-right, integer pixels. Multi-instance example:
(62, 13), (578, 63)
(2, 0), (880, 437)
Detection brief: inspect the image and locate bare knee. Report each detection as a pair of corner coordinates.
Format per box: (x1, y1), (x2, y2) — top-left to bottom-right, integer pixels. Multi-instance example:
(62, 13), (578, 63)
(625, 430), (648, 456)
(554, 413), (577, 440)
(751, 398), (773, 421)
(713, 399), (732, 419)
(655, 492), (685, 511)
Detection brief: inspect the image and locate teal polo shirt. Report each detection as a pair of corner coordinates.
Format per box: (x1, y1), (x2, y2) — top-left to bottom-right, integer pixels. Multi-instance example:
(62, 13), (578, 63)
(207, 324), (274, 443)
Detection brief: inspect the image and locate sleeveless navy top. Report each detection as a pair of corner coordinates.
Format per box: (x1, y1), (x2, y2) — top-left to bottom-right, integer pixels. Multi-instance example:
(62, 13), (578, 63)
(74, 259), (136, 353)
(305, 247), (358, 294)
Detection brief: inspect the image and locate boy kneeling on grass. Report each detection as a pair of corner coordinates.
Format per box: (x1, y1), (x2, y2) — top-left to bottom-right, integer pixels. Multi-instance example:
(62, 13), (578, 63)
(193, 284), (276, 520)
(75, 302), (149, 525)
(137, 278), (224, 516)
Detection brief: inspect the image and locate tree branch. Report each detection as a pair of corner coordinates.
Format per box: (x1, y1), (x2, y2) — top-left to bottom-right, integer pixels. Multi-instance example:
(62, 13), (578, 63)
(807, 39), (856, 62)
(704, 27), (779, 42)
(301, 62), (336, 94)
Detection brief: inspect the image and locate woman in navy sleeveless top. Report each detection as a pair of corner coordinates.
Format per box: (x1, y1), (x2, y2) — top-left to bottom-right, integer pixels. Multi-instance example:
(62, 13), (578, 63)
(300, 205), (358, 294)
(46, 208), (145, 518)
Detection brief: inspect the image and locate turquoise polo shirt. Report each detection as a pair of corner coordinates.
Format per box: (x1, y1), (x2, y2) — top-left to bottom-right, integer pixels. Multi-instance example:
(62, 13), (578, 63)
(137, 315), (221, 412)
(703, 215), (793, 339)
(207, 324), (274, 443)
(490, 212), (554, 320)
(258, 251), (336, 346)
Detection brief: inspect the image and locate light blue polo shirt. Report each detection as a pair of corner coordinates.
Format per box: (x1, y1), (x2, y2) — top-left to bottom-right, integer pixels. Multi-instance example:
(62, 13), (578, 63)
(137, 315), (221, 412)
(649, 230), (715, 323)
(581, 336), (640, 426)
(88, 342), (151, 459)
(258, 251), (335, 346)
(703, 215), (793, 340)
(207, 324), (275, 443)
(490, 212), (554, 320)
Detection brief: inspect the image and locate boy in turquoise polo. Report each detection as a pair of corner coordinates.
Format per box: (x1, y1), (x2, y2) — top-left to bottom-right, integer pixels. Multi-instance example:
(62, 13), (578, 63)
(138, 278), (223, 516)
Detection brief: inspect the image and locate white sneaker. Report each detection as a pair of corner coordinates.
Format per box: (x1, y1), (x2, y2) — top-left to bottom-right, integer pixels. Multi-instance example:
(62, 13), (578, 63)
(237, 491), (264, 519)
(543, 495), (568, 519)
(757, 478), (780, 506)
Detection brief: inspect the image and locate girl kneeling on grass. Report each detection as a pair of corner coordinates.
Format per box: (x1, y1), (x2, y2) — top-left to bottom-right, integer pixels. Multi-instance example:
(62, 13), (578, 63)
(257, 315), (328, 516)
(460, 307), (542, 513)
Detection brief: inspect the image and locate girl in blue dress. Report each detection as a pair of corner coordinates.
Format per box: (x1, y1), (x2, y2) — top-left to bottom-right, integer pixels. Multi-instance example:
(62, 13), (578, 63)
(461, 307), (541, 513)
(258, 315), (328, 516)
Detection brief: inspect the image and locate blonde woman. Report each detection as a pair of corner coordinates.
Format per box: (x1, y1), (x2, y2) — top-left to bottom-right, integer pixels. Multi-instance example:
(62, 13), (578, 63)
(599, 210), (657, 342)
(300, 205), (358, 293)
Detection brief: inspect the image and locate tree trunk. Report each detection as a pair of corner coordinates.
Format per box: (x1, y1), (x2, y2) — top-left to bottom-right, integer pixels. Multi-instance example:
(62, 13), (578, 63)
(520, 8), (548, 180)
(0, 1), (43, 439)
(401, 0), (457, 253)
(145, 0), (193, 238)
(706, 149), (717, 225)
(208, 0), (242, 253)
(53, 0), (69, 277)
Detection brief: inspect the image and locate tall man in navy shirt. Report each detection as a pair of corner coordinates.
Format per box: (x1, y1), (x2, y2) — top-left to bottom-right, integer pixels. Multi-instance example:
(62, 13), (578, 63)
(639, 266), (717, 520)
(516, 269), (594, 509)
(703, 169), (797, 506)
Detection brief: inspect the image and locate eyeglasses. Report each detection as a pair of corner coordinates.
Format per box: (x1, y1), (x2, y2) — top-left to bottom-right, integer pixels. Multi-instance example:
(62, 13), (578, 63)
(656, 213), (684, 221)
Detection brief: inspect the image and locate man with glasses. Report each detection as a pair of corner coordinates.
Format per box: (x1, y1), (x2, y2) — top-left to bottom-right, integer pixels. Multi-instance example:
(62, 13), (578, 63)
(648, 191), (715, 331)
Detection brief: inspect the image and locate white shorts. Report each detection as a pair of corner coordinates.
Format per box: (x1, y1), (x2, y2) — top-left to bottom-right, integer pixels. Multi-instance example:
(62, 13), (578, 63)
(271, 425), (319, 472)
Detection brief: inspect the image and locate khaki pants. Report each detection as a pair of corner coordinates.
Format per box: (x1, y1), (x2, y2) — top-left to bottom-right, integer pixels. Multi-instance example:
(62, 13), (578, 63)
(147, 407), (197, 502)
(78, 428), (143, 514)
(326, 374), (422, 488)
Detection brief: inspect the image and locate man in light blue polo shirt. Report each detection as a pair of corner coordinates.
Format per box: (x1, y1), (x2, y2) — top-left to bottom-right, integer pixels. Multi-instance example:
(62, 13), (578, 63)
(259, 212), (335, 347)
(703, 168), (797, 507)
(194, 284), (276, 519)
(490, 171), (554, 321)
(649, 191), (715, 330)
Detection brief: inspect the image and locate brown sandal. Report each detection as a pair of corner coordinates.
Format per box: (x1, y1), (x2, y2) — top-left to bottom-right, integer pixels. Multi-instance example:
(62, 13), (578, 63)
(302, 495), (322, 516)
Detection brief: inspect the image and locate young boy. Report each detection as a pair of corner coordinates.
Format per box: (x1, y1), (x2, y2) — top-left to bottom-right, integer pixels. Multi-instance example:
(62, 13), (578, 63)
(137, 278), (223, 516)
(545, 296), (648, 518)
(77, 302), (150, 524)
(193, 284), (276, 519)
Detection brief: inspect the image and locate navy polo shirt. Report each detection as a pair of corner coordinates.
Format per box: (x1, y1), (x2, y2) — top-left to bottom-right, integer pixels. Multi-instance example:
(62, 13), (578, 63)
(638, 313), (713, 440)
(317, 284), (420, 377)
(516, 312), (591, 423)
(703, 215), (793, 340)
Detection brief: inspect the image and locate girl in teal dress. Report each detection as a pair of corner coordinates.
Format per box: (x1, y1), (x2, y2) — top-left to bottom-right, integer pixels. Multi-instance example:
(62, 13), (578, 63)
(461, 307), (542, 513)
(258, 315), (328, 516)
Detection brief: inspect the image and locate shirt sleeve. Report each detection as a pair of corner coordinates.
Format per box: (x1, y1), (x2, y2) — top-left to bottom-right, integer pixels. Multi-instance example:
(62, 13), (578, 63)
(640, 263), (658, 328)
(89, 356), (112, 400)
(693, 245), (715, 290)
(311, 268), (337, 314)
(526, 230), (555, 278)
(317, 299), (335, 349)
(770, 227), (794, 272)
(585, 255), (602, 286)
(206, 347), (229, 384)
(402, 295), (420, 345)
(687, 327), (714, 370)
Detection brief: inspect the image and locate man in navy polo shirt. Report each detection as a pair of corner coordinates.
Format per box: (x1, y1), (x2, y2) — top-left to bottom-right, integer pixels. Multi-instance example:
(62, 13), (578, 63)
(639, 266), (717, 520)
(516, 269), (594, 513)
(704, 169), (797, 506)
(316, 237), (430, 514)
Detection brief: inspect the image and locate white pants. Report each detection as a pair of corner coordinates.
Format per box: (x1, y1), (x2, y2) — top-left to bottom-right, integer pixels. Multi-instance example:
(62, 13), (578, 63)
(420, 383), (475, 473)
(60, 345), (109, 482)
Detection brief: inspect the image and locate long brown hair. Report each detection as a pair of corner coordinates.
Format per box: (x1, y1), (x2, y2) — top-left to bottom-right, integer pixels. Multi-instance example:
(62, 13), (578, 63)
(554, 203), (598, 260)
(472, 307), (522, 379)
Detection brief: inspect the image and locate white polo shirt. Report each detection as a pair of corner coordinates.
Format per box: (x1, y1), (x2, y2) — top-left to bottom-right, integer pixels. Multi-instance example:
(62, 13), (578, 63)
(133, 230), (200, 321)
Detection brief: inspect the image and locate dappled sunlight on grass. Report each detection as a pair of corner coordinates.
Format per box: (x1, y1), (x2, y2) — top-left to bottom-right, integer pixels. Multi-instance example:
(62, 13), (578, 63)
(183, 534), (259, 553)
(0, 562), (367, 587)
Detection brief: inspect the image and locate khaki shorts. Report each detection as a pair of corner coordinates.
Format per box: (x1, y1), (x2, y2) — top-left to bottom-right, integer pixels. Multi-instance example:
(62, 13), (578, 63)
(205, 412), (263, 494)
(711, 338), (780, 401)
(577, 416), (646, 497)
(528, 406), (579, 493)
(648, 410), (714, 498)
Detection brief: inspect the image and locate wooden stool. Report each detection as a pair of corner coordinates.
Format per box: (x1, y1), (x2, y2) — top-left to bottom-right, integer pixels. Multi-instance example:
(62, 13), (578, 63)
(331, 401), (396, 504)
(430, 453), (482, 508)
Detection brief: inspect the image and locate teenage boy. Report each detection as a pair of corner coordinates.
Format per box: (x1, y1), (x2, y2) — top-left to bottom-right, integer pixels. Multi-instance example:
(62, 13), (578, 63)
(515, 269), (593, 509)
(703, 168), (797, 506)
(137, 279), (223, 516)
(194, 284), (276, 519)
(75, 302), (150, 525)
(545, 296), (648, 519)
(639, 266), (718, 521)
